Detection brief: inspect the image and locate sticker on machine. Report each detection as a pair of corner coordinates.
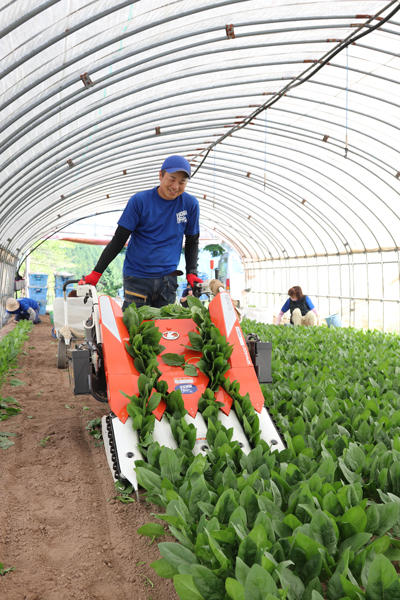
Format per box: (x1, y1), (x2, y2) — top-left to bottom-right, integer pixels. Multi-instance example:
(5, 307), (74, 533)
(174, 378), (197, 394)
(162, 330), (179, 340)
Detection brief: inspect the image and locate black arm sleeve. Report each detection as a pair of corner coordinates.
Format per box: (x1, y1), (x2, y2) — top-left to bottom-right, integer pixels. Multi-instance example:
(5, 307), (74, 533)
(94, 225), (131, 273)
(184, 233), (199, 275)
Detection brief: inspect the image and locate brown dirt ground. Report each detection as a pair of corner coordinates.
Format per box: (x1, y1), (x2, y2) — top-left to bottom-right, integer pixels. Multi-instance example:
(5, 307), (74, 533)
(0, 315), (178, 600)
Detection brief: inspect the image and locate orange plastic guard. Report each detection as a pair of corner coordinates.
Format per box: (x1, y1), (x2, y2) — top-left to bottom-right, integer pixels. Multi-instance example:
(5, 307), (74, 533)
(98, 296), (141, 424)
(154, 319), (209, 419)
(208, 291), (265, 413)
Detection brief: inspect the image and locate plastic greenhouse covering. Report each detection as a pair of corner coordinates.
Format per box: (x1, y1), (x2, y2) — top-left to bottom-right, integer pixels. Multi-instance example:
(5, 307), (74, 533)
(1, 0), (399, 330)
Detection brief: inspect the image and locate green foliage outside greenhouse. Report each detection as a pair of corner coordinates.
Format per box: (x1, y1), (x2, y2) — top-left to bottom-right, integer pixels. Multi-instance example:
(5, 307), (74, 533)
(26, 240), (124, 298)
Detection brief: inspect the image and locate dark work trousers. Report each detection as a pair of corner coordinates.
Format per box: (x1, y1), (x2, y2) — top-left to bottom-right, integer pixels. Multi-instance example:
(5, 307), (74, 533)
(14, 309), (41, 324)
(122, 274), (178, 311)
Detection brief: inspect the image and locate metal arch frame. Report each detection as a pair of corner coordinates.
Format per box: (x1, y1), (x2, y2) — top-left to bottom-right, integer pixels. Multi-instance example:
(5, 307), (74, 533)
(5, 24), (386, 148)
(1, 10), (383, 121)
(71, 126), (388, 255)
(0, 39), (335, 134)
(0, 132), (360, 256)
(189, 3), (400, 170)
(3, 77), (400, 213)
(6, 34), (399, 145)
(5, 95), (400, 220)
(2, 160), (312, 261)
(1, 31), (398, 230)
(0, 135), (195, 232)
(88, 139), (384, 257)
(246, 175), (343, 257)
(193, 179), (308, 258)
(9, 170), (285, 259)
(3, 109), (400, 247)
(2, 0), (244, 78)
(4, 8), (400, 155)
(251, 111), (400, 181)
(4, 44), (400, 188)
(3, 7), (396, 151)
(2, 147), (396, 264)
(3, 73), (297, 171)
(243, 123), (400, 245)
(193, 164), (329, 258)
(0, 0), (62, 38)
(1, 0), (250, 99)
(4, 30), (400, 168)
(0, 3), (400, 330)
(2, 113), (248, 204)
(206, 133), (397, 251)
(3, 65), (400, 217)
(0, 138), (364, 265)
(268, 105), (400, 177)
(0, 146), (390, 262)
(0, 118), (394, 256)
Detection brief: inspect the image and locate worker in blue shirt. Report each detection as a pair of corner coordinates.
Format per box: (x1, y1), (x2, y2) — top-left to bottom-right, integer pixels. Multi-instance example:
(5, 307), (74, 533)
(180, 285), (193, 308)
(6, 297), (41, 323)
(79, 155), (202, 310)
(276, 286), (318, 326)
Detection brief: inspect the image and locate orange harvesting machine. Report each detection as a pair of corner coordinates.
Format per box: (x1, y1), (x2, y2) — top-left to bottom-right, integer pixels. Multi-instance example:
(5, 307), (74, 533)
(76, 284), (285, 491)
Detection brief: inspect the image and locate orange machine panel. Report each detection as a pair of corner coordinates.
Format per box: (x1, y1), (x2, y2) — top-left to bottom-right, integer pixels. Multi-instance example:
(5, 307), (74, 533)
(208, 291), (265, 413)
(153, 319), (209, 418)
(215, 385), (233, 415)
(98, 296), (141, 423)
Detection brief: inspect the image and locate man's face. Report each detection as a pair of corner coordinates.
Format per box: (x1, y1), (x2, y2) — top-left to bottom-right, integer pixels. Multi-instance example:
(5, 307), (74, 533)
(158, 171), (188, 200)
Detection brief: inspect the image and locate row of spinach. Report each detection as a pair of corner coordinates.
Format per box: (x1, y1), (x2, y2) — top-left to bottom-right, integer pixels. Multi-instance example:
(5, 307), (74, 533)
(122, 301), (400, 599)
(0, 319), (32, 577)
(0, 320), (32, 445)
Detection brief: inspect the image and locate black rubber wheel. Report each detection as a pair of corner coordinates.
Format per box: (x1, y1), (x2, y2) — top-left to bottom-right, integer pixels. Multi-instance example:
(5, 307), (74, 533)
(57, 337), (68, 369)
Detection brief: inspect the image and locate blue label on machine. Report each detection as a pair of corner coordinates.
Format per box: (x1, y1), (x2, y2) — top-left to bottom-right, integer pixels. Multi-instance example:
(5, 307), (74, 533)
(175, 383), (197, 394)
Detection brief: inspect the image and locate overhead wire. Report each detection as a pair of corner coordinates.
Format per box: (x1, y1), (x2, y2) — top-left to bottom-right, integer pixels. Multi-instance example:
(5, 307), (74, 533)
(191, 0), (400, 177)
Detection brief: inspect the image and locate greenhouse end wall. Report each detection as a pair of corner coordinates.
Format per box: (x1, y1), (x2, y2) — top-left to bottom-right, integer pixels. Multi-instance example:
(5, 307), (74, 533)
(244, 252), (400, 333)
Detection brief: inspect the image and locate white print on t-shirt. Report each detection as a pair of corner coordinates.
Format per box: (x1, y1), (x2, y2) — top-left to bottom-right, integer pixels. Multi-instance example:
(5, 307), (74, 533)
(176, 210), (187, 224)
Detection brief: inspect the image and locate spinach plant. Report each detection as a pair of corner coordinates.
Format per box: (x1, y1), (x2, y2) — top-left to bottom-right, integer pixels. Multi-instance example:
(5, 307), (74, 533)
(122, 303), (400, 599)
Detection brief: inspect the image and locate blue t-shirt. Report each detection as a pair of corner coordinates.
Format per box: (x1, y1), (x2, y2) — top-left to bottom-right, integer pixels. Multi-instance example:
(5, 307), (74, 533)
(118, 186), (200, 278)
(181, 287), (191, 298)
(281, 296), (314, 313)
(7, 297), (39, 316)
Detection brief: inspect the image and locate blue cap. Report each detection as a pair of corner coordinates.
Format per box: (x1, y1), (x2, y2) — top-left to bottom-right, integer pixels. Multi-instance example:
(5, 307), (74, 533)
(161, 155), (191, 178)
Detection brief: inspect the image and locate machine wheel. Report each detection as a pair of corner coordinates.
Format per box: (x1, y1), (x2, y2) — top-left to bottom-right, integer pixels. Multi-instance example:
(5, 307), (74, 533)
(57, 338), (68, 369)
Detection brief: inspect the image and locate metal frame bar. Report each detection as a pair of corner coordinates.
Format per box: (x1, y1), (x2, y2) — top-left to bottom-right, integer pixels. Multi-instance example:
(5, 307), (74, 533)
(1, 1), (399, 333)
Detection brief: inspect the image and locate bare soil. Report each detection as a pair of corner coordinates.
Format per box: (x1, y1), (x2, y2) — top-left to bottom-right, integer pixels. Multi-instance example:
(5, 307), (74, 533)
(0, 315), (178, 600)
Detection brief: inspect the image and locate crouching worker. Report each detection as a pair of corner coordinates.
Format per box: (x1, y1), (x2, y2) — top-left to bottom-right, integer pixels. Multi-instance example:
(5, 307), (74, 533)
(6, 297), (41, 324)
(180, 285), (193, 308)
(275, 286), (318, 326)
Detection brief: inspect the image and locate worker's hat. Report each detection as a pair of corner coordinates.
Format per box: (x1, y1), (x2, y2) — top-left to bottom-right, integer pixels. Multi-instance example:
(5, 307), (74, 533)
(6, 297), (19, 311)
(161, 155), (191, 178)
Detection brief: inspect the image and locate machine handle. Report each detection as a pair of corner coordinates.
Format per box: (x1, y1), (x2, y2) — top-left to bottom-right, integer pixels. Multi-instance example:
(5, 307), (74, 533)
(63, 279), (81, 292)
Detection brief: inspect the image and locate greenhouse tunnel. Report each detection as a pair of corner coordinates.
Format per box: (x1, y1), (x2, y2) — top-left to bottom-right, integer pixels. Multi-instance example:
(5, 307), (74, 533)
(1, 0), (399, 331)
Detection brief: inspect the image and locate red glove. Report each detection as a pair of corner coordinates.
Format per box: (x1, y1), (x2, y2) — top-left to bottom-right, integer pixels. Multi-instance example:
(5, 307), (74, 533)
(186, 273), (203, 288)
(79, 271), (102, 286)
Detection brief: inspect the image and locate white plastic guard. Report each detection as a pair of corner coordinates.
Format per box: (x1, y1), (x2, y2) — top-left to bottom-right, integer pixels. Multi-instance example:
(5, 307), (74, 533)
(101, 415), (143, 495)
